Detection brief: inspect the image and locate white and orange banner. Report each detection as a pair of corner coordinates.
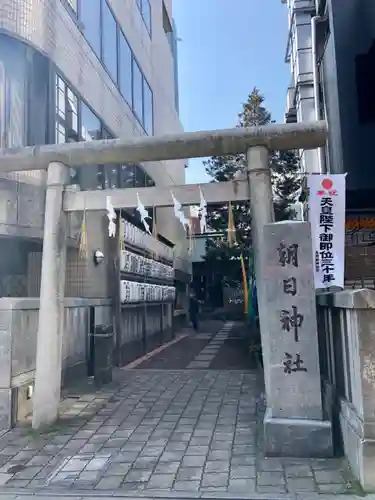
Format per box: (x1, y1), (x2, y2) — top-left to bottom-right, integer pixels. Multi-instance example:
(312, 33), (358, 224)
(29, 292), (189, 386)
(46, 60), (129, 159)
(307, 174), (346, 289)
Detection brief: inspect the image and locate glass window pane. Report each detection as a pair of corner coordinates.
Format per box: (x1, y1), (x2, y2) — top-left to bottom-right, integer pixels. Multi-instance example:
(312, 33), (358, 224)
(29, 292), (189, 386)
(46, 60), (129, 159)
(79, 0), (101, 57)
(66, 86), (78, 139)
(102, 0), (118, 82)
(102, 128), (119, 189)
(57, 79), (65, 119)
(134, 165), (146, 187)
(80, 103), (102, 190)
(119, 32), (132, 106)
(145, 172), (155, 187)
(56, 123), (65, 144)
(142, 0), (151, 35)
(120, 164), (135, 188)
(81, 103), (101, 141)
(67, 0), (78, 13)
(132, 59), (143, 123)
(143, 78), (153, 135)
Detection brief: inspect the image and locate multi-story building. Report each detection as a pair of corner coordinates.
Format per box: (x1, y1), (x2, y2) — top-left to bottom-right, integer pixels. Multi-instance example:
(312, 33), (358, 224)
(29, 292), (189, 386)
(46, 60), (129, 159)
(0, 0), (189, 298)
(282, 0), (375, 285)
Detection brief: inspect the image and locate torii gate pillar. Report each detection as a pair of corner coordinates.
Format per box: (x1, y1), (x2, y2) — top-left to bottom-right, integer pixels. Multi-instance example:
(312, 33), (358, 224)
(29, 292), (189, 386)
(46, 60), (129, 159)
(246, 146), (274, 396)
(32, 162), (69, 429)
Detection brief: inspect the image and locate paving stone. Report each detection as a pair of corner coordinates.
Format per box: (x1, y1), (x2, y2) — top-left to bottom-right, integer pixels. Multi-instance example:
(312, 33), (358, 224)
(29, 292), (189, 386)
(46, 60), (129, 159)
(177, 467), (203, 481)
(202, 472), (229, 487)
(78, 470), (101, 482)
(165, 442), (187, 452)
(140, 446), (165, 457)
(210, 441), (232, 451)
(0, 473), (13, 485)
(95, 475), (123, 489)
(27, 455), (51, 466)
(147, 473), (175, 488)
(125, 469), (152, 482)
(287, 477), (316, 492)
(229, 477), (256, 492)
(120, 480), (146, 491)
(154, 461), (180, 474)
(257, 457), (284, 471)
(13, 466), (42, 480)
(314, 469), (344, 483)
(106, 462), (131, 475)
(285, 464), (313, 477)
(185, 446), (209, 456)
(257, 484), (287, 493)
(182, 455), (206, 467)
(205, 460), (230, 473)
(230, 465), (256, 478)
(208, 449), (231, 461)
(63, 457), (89, 472)
(8, 478), (31, 487)
(318, 482), (348, 493)
(231, 454), (256, 466)
(111, 452), (138, 463)
(257, 470), (285, 486)
(174, 480), (200, 490)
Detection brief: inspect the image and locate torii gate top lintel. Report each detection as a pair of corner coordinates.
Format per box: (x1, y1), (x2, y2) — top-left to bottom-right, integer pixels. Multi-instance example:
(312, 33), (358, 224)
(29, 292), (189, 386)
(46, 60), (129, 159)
(0, 120), (327, 174)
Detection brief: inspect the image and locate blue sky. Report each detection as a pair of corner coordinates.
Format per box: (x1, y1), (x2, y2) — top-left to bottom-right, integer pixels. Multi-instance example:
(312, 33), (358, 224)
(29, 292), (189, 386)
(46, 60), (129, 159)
(172, 0), (291, 184)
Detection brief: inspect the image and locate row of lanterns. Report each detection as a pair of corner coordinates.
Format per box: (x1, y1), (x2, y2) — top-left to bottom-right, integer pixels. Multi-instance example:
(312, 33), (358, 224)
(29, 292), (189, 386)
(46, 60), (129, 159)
(120, 280), (176, 304)
(122, 220), (174, 262)
(120, 250), (174, 281)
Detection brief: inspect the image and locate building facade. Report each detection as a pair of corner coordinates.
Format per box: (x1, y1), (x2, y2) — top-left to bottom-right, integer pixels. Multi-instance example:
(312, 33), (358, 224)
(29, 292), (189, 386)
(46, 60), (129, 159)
(0, 0), (189, 297)
(283, 0), (375, 285)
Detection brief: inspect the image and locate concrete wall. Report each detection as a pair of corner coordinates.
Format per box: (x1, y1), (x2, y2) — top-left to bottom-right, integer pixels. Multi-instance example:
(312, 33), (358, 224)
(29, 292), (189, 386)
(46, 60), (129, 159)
(317, 289), (375, 491)
(0, 297), (111, 427)
(118, 302), (173, 365)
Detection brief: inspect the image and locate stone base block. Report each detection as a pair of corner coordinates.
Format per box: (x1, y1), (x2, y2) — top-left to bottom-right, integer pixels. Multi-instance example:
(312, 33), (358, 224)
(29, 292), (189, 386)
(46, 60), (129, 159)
(263, 407), (333, 457)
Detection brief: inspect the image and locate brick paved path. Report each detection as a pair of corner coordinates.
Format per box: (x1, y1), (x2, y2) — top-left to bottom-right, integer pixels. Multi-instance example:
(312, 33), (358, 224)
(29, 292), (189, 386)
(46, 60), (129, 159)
(0, 321), (362, 497)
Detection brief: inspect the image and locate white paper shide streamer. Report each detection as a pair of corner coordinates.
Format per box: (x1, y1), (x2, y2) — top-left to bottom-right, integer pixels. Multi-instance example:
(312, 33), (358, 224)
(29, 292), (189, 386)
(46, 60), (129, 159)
(171, 192), (191, 231)
(136, 192), (151, 235)
(106, 196), (117, 238)
(198, 187), (207, 234)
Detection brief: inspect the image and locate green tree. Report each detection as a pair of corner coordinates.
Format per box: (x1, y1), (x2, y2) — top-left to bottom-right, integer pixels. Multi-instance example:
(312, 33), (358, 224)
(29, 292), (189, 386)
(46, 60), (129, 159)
(203, 87), (301, 284)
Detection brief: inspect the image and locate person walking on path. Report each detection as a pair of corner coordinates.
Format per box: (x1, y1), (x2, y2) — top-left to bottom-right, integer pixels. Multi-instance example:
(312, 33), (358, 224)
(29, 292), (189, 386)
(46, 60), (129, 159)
(189, 291), (200, 331)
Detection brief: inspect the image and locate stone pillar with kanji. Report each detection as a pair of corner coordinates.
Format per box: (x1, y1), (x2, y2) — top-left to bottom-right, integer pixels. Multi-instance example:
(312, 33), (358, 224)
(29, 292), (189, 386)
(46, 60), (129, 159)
(260, 221), (333, 457)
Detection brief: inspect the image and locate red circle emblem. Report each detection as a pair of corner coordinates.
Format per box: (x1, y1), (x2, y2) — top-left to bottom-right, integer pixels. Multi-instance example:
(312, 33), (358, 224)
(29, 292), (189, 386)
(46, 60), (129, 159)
(321, 178), (333, 190)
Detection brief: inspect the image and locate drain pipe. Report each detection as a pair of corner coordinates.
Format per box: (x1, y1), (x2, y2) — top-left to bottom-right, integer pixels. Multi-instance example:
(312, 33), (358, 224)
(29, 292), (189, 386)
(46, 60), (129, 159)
(311, 15), (325, 173)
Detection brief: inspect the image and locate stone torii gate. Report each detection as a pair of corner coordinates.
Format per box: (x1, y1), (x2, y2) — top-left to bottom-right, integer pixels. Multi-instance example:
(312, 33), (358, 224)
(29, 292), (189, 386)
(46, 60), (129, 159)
(0, 121), (327, 444)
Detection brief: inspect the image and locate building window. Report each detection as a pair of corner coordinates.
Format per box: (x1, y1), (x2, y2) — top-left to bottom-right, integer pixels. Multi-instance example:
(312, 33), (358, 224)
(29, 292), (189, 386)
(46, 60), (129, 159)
(132, 59), (143, 124)
(145, 171), (155, 187)
(120, 164), (136, 188)
(102, 0), (118, 83)
(66, 0), (78, 13)
(134, 165), (146, 187)
(102, 127), (120, 189)
(119, 31), (132, 106)
(79, 0), (101, 57)
(143, 78), (153, 135)
(141, 0), (152, 36)
(55, 75), (80, 183)
(80, 103), (103, 190)
(137, 0), (151, 36)
(66, 87), (79, 140)
(55, 75), (79, 143)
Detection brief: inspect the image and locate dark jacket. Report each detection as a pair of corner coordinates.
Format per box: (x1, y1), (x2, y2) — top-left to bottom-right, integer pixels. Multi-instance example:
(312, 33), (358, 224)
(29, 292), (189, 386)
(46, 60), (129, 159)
(189, 297), (199, 316)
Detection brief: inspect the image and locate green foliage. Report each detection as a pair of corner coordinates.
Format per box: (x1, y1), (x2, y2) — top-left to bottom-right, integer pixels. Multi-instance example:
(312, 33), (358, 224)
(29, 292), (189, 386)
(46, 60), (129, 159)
(203, 87), (301, 283)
